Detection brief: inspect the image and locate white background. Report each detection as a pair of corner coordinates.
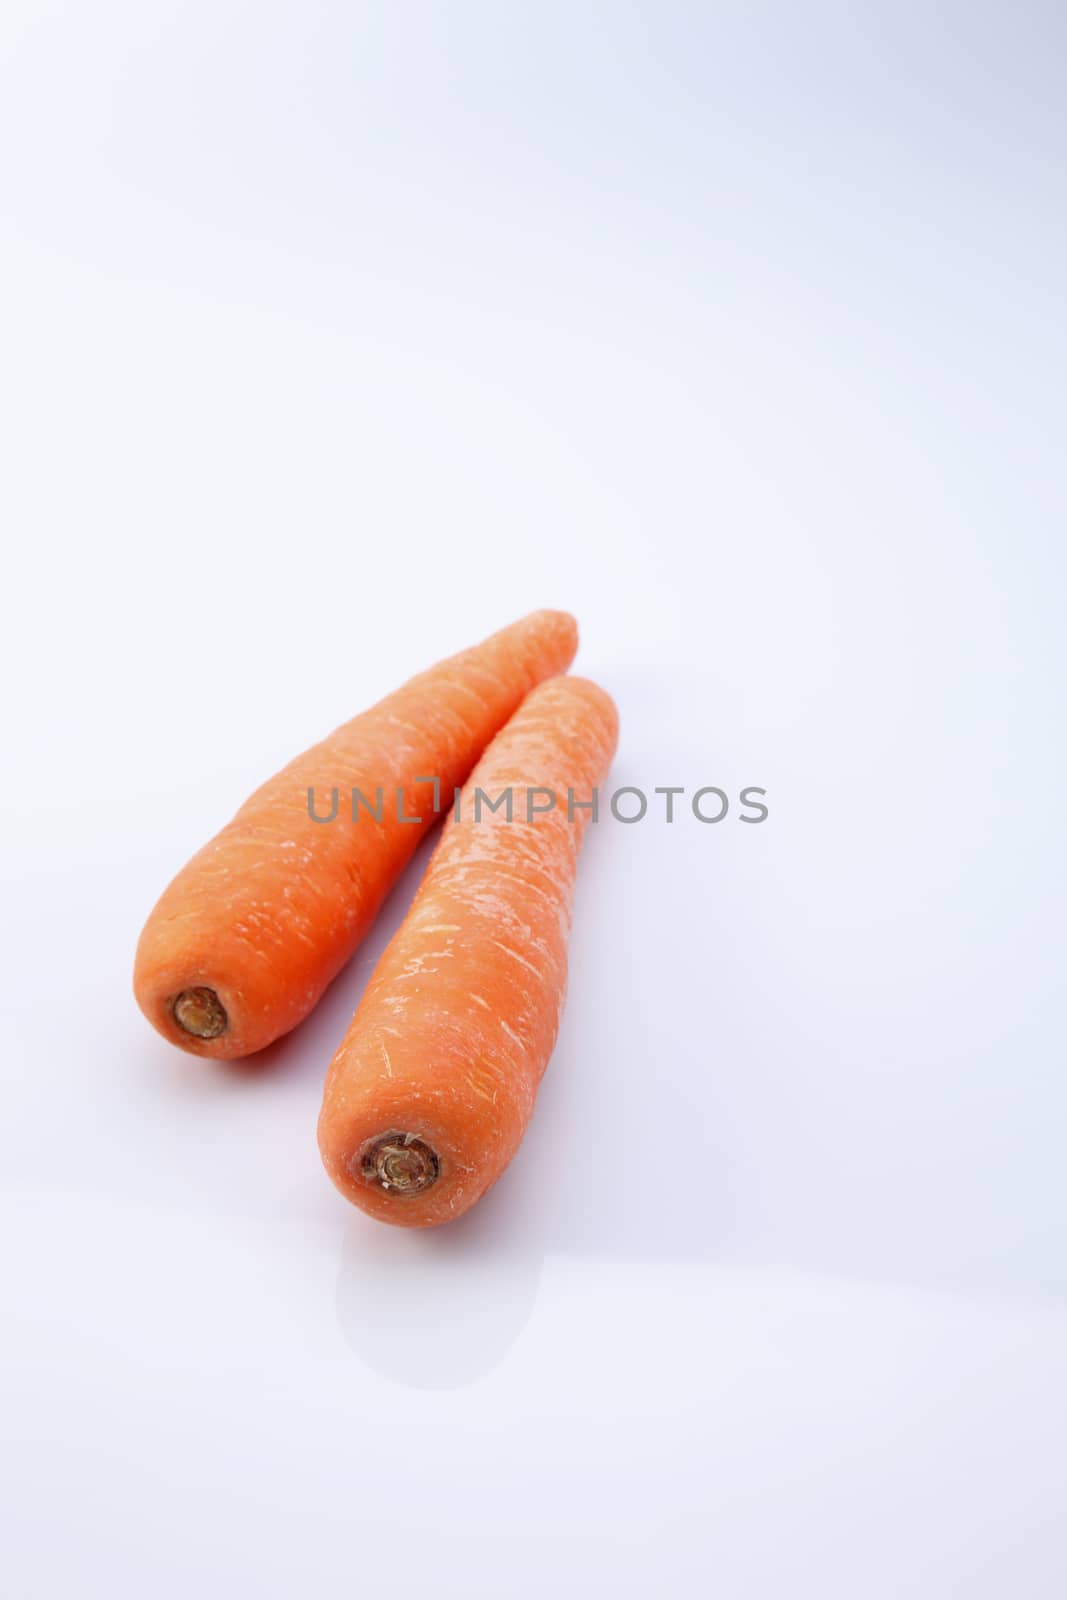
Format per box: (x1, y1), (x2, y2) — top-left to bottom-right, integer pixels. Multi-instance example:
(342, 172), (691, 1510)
(2, 3), (1065, 1595)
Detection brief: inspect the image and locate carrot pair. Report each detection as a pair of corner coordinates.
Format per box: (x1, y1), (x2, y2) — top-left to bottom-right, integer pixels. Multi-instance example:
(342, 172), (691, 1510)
(134, 611), (618, 1227)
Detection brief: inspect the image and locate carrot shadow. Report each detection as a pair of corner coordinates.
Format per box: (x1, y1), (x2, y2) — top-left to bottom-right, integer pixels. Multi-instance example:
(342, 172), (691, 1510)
(334, 1163), (547, 1389)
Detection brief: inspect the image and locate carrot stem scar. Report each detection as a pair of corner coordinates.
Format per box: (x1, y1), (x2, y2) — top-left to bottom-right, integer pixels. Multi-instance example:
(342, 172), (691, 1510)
(133, 611), (578, 1059)
(172, 988), (228, 1039)
(359, 1132), (440, 1195)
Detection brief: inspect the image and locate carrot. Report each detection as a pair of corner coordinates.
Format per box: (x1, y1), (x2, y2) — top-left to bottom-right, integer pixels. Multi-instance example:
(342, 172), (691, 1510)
(134, 610), (578, 1059)
(317, 674), (618, 1227)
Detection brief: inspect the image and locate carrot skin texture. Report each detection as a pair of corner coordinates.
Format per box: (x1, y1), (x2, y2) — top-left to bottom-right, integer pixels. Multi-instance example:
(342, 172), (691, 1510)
(317, 675), (618, 1227)
(134, 611), (578, 1059)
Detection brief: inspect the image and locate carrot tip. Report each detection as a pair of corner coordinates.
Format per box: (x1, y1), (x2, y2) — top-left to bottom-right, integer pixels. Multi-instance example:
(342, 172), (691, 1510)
(172, 987), (228, 1040)
(358, 1131), (440, 1197)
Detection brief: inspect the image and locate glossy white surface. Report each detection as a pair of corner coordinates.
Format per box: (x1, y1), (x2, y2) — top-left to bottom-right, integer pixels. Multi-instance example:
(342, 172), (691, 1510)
(2, 4), (1065, 1595)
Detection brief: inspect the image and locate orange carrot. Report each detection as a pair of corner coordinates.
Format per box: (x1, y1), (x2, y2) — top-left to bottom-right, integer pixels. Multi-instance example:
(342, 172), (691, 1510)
(317, 674), (618, 1227)
(134, 611), (578, 1059)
